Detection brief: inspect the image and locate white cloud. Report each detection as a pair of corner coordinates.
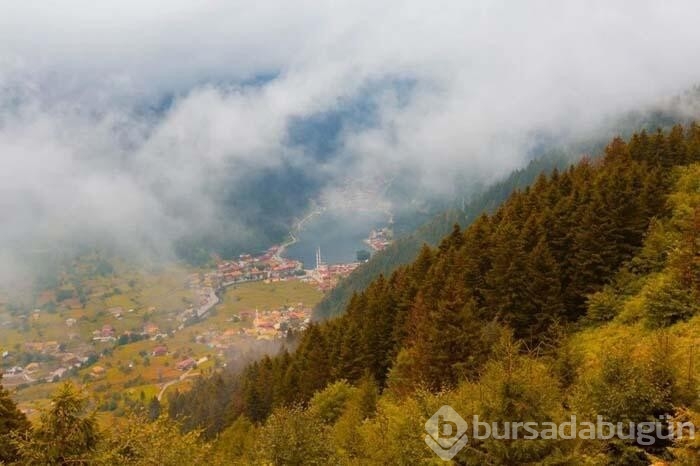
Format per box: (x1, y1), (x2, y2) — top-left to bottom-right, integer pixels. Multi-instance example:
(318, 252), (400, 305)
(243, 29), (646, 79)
(2, 0), (700, 273)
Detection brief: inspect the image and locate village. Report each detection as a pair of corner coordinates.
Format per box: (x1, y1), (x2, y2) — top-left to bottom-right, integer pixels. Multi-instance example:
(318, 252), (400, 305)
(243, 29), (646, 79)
(193, 303), (313, 347)
(185, 241), (365, 299)
(365, 227), (393, 252)
(0, 228), (390, 401)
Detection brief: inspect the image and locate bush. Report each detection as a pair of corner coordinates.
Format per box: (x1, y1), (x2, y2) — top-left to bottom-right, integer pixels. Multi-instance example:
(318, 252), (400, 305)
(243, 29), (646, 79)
(645, 275), (697, 328)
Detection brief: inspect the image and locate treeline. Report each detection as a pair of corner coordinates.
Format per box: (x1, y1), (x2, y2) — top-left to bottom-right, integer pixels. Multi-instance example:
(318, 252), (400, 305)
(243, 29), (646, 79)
(313, 152), (571, 320)
(214, 158), (700, 465)
(5, 126), (700, 464)
(169, 125), (700, 437)
(0, 381), (215, 465)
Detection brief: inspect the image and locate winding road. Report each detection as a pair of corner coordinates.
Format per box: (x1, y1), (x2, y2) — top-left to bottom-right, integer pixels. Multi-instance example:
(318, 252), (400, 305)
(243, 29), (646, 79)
(157, 367), (194, 401)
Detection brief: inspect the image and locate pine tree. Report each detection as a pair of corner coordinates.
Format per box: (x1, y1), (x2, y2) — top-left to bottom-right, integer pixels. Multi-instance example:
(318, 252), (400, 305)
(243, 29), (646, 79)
(147, 396), (162, 421)
(15, 382), (100, 465)
(0, 378), (30, 464)
(483, 216), (530, 326)
(523, 237), (563, 337)
(410, 272), (487, 388)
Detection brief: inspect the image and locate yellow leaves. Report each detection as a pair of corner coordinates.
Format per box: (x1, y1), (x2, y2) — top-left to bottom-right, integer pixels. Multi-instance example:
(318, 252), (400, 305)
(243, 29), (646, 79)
(668, 407), (700, 465)
(99, 415), (211, 466)
(616, 281), (654, 324)
(356, 395), (433, 465)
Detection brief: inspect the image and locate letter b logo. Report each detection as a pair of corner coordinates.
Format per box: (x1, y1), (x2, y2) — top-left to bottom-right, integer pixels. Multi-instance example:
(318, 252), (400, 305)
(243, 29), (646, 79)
(425, 405), (468, 460)
(438, 415), (458, 439)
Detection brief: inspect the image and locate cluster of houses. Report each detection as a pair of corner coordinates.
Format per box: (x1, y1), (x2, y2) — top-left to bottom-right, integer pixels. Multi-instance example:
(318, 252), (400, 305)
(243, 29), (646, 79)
(1, 232), (370, 396)
(192, 304), (313, 347)
(184, 236), (377, 299)
(1, 342), (93, 386)
(365, 227), (393, 252)
(92, 324), (117, 342)
(222, 249), (302, 283)
(177, 247), (307, 331)
(1, 364), (35, 386)
(92, 320), (170, 343)
(24, 340), (61, 354)
(176, 357), (196, 371)
(4, 309), (181, 387)
(199, 247), (303, 287)
(306, 262), (361, 292)
(249, 305), (312, 339)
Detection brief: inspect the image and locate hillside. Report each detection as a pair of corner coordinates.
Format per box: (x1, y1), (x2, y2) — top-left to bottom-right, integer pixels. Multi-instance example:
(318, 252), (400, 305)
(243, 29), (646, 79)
(163, 125), (700, 464)
(312, 100), (700, 321)
(8, 3), (700, 465)
(3, 125), (700, 464)
(313, 153), (571, 320)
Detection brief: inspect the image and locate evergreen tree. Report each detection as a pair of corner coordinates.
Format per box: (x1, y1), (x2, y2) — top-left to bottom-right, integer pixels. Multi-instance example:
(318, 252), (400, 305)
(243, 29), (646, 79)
(147, 396), (161, 421)
(15, 382), (99, 465)
(0, 378), (30, 464)
(167, 125), (700, 446)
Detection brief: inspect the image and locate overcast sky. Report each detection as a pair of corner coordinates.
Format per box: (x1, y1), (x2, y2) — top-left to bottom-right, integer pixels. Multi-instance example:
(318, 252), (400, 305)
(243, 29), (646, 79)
(2, 1), (700, 280)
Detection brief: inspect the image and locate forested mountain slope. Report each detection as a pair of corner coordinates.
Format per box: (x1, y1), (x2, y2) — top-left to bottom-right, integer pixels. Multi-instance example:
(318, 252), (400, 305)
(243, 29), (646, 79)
(4, 125), (700, 465)
(162, 125), (700, 465)
(314, 99), (700, 321)
(313, 153), (571, 320)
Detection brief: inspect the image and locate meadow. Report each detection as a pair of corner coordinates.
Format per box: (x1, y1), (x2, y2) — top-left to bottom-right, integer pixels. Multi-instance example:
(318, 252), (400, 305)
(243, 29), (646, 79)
(1, 262), (323, 424)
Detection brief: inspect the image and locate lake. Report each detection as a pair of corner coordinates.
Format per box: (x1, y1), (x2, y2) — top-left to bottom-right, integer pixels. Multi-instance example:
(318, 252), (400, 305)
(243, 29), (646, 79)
(284, 209), (386, 268)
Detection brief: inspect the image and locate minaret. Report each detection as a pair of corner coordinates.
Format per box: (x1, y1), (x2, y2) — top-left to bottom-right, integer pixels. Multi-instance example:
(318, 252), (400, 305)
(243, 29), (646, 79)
(315, 246), (322, 270)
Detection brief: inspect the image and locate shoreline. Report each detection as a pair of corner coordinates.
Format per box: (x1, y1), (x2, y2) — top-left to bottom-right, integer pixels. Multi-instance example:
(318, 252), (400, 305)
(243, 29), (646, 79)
(276, 206), (325, 260)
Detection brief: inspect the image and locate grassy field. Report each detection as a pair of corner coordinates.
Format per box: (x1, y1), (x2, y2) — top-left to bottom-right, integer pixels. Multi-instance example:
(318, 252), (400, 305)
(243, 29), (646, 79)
(0, 264), (197, 352)
(5, 271), (323, 423)
(219, 279), (322, 315)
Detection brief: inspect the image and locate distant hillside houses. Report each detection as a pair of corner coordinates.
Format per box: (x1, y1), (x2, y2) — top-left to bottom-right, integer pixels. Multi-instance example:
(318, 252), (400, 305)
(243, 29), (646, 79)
(24, 341), (60, 354)
(46, 367), (67, 382)
(176, 358), (196, 371)
(143, 322), (159, 336)
(209, 248), (303, 286)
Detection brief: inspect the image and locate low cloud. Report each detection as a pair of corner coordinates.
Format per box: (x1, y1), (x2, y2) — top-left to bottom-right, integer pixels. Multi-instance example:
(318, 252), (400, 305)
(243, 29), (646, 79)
(2, 1), (700, 284)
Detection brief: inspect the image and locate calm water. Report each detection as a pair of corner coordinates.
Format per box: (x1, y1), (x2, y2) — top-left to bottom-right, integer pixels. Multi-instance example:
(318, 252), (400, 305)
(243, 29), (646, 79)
(284, 210), (386, 268)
